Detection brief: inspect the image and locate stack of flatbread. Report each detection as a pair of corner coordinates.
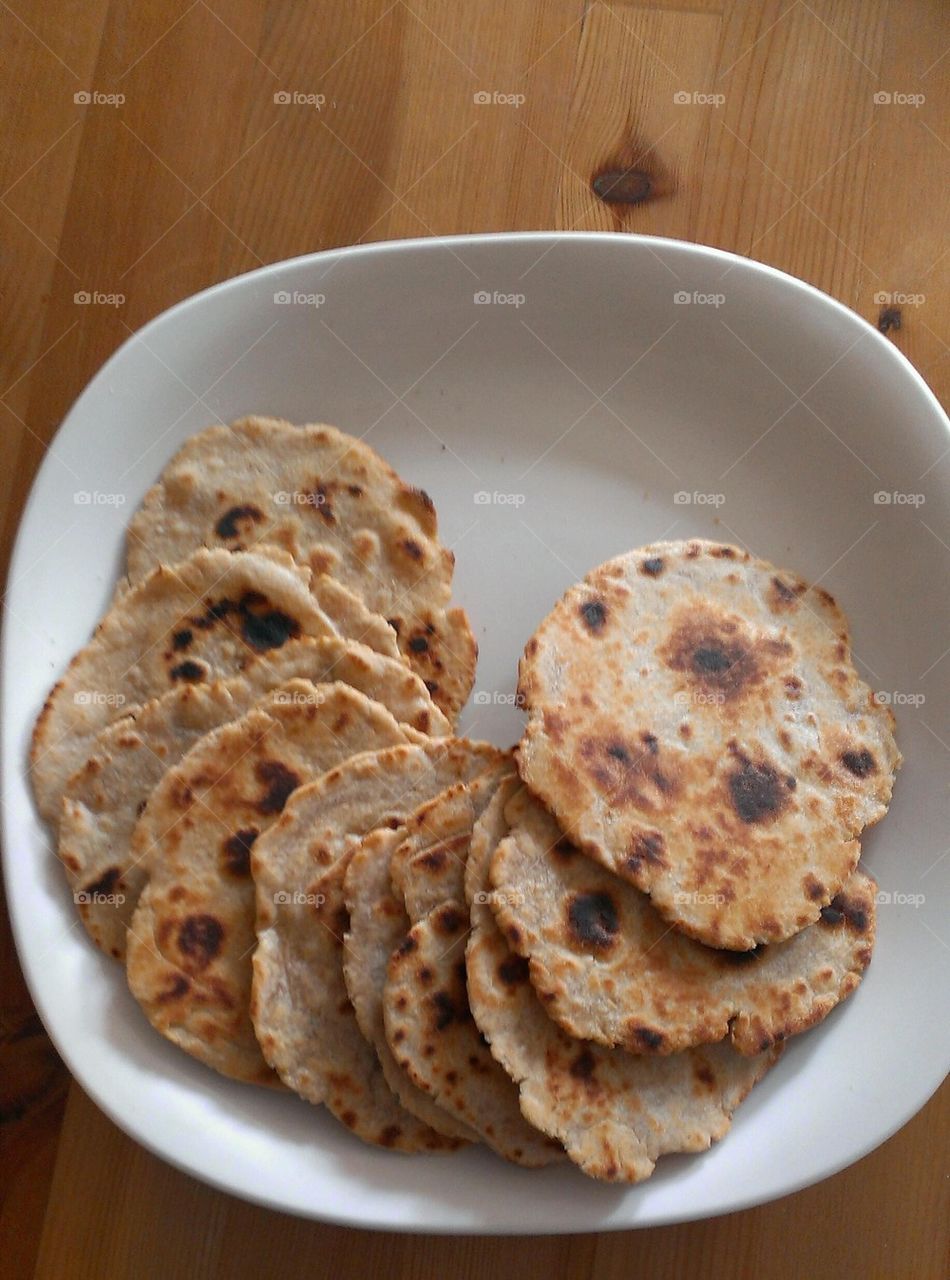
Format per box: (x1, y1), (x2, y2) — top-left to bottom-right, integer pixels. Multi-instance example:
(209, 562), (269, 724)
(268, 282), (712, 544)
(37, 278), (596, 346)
(29, 426), (901, 1187)
(482, 538), (899, 1178)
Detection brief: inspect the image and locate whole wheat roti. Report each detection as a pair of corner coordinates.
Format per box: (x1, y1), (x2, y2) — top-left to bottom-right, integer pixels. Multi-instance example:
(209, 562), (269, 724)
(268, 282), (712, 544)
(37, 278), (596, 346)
(464, 779), (781, 1183)
(126, 680), (412, 1084)
(385, 900), (565, 1167)
(123, 416), (477, 720)
(60, 636), (449, 961)
(342, 826), (477, 1141)
(30, 545), (402, 827)
(383, 773), (565, 1166)
(251, 849), (461, 1152)
(251, 739), (503, 1117)
(389, 761), (514, 922)
(489, 786), (876, 1055)
(517, 539), (900, 949)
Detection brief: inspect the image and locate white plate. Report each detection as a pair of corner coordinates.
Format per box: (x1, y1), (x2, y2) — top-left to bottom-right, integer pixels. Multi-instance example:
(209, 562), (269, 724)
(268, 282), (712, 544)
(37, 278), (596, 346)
(3, 233), (948, 1233)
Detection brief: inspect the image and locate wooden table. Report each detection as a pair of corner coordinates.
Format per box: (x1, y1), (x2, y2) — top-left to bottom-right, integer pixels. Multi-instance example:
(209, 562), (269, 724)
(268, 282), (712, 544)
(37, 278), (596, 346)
(2, 2), (948, 1276)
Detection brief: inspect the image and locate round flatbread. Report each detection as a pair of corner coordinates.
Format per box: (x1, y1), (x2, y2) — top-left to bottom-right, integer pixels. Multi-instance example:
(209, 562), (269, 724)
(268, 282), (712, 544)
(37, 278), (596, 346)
(342, 827), (477, 1141)
(389, 761), (514, 922)
(383, 771), (565, 1166)
(489, 785), (876, 1055)
(385, 900), (565, 1167)
(250, 740), (503, 1117)
(60, 636), (449, 960)
(252, 850), (462, 1152)
(464, 779), (782, 1183)
(31, 546), (401, 827)
(123, 416), (477, 720)
(517, 539), (900, 949)
(125, 681), (413, 1084)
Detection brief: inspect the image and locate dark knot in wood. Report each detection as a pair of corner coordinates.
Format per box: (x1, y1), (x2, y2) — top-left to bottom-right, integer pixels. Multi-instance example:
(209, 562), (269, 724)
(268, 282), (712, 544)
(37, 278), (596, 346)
(591, 168), (652, 206)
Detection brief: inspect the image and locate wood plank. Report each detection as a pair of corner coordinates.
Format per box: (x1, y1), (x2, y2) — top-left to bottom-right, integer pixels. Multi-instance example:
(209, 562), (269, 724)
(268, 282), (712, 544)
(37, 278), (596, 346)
(697, 0), (888, 297)
(0, 11), (109, 1278)
(32, 1081), (950, 1279)
(855, 0), (950, 406)
(555, 4), (724, 237)
(0, 0), (112, 578)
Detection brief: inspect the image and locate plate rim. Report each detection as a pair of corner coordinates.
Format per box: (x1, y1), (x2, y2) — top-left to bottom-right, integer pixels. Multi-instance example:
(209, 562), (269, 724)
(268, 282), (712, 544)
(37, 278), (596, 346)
(3, 230), (948, 1233)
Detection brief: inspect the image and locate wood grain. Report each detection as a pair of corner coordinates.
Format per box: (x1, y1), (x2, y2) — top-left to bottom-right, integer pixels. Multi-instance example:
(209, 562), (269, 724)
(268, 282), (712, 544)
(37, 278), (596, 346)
(27, 1082), (950, 1280)
(556, 4), (724, 235)
(2, 1), (948, 1277)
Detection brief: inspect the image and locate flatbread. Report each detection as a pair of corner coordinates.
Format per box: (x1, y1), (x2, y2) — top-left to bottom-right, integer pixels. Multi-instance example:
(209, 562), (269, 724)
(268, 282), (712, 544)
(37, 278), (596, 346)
(125, 681), (412, 1084)
(390, 762), (515, 923)
(123, 416), (477, 720)
(385, 900), (566, 1167)
(249, 850), (461, 1152)
(383, 771), (565, 1166)
(465, 779), (782, 1182)
(31, 545), (402, 827)
(517, 539), (900, 949)
(60, 636), (449, 960)
(251, 739), (503, 1113)
(489, 786), (876, 1055)
(342, 827), (477, 1140)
